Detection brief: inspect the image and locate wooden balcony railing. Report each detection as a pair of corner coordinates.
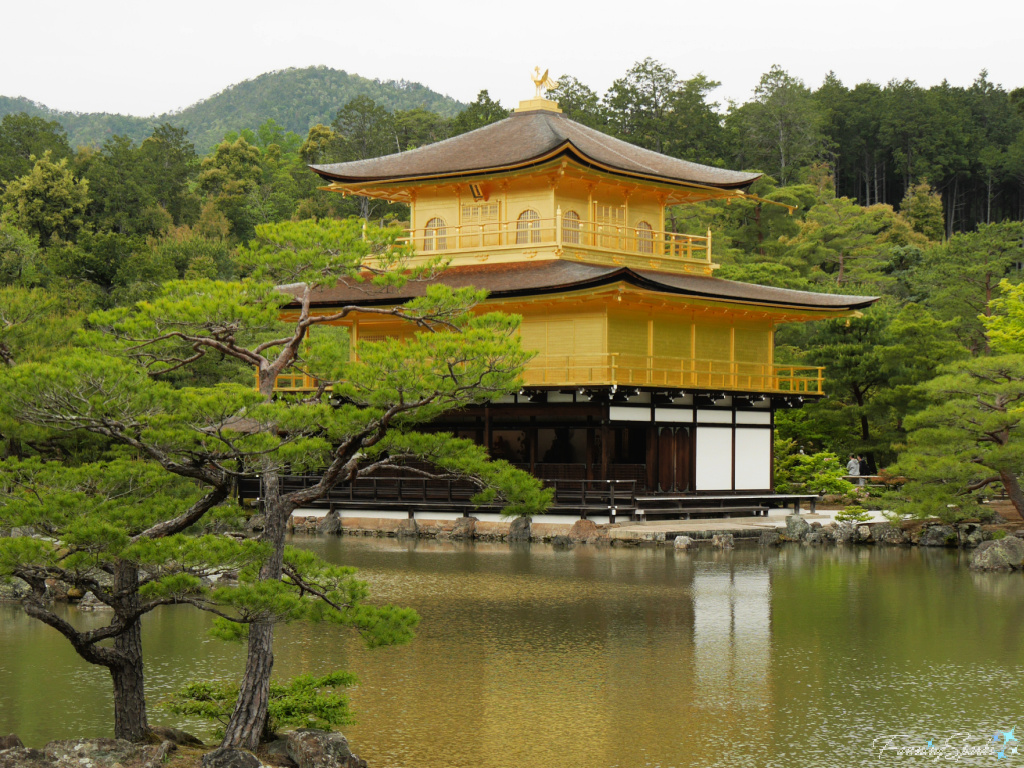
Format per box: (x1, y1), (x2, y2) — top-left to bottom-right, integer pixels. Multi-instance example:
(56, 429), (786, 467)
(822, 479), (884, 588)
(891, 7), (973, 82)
(401, 214), (712, 269)
(273, 355), (823, 395)
(522, 354), (823, 394)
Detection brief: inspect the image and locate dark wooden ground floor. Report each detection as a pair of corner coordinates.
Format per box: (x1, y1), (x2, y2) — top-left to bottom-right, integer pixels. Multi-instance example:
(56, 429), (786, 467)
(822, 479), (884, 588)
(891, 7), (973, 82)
(241, 389), (816, 521)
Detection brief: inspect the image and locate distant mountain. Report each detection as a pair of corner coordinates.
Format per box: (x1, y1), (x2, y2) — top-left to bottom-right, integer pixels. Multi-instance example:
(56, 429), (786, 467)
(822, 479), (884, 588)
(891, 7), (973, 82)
(0, 66), (467, 152)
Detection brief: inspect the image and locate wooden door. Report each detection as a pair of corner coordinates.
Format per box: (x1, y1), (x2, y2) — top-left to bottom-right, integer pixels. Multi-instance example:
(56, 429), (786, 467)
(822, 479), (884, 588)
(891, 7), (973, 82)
(655, 426), (691, 492)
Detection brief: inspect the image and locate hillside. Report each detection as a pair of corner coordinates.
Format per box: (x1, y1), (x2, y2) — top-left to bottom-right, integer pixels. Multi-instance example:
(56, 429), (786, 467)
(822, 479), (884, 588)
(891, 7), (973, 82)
(0, 66), (466, 151)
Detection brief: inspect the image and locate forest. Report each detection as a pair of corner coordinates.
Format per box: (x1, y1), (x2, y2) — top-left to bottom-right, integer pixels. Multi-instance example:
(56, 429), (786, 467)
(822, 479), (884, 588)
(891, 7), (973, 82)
(1, 57), (1024, 506)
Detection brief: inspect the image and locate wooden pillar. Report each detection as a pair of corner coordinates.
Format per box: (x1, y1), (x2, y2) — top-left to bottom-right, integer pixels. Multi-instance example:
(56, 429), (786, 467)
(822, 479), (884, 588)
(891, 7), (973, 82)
(600, 421), (610, 482)
(646, 425), (658, 492)
(585, 419), (595, 481)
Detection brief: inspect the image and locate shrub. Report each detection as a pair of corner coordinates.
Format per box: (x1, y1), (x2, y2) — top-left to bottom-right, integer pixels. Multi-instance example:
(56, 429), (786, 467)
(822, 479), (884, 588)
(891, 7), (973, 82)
(774, 439), (855, 495)
(835, 505), (872, 523)
(165, 671), (358, 741)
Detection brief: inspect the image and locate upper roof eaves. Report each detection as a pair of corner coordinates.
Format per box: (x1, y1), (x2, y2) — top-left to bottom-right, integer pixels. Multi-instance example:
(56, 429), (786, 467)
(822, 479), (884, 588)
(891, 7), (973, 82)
(310, 110), (761, 190)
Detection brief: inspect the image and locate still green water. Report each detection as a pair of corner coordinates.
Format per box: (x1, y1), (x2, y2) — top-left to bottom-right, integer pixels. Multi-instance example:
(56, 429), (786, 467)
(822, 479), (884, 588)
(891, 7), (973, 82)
(2, 539), (1023, 767)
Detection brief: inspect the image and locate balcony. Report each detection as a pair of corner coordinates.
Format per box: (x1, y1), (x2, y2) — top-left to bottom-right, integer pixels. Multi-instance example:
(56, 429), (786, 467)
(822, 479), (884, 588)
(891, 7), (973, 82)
(401, 215), (716, 275)
(273, 355), (823, 395)
(522, 355), (823, 394)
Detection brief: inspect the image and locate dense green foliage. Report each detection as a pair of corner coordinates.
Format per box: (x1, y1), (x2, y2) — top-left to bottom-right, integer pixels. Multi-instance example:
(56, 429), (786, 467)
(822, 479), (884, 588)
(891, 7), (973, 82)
(773, 439), (855, 496)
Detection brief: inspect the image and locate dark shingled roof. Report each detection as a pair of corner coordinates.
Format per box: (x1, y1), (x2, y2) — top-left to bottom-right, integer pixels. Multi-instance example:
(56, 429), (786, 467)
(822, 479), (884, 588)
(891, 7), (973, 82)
(311, 109), (761, 189)
(290, 261), (877, 312)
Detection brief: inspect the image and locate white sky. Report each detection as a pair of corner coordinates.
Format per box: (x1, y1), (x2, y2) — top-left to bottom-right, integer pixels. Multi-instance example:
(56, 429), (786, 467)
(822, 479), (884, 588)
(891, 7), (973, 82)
(2, 0), (1021, 117)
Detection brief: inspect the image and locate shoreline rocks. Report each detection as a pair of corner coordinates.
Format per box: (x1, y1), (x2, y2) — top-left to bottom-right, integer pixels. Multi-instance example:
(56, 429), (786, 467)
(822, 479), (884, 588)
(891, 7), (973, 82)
(0, 729), (369, 768)
(970, 537), (1024, 571)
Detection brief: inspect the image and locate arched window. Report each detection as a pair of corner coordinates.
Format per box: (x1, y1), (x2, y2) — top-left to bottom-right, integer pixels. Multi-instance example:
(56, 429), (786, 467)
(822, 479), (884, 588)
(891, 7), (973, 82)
(636, 221), (654, 254)
(562, 210), (580, 244)
(516, 209), (541, 244)
(423, 217), (447, 251)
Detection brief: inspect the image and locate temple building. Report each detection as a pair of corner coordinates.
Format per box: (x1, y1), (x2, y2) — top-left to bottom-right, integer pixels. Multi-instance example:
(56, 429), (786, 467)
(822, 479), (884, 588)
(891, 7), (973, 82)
(280, 86), (875, 521)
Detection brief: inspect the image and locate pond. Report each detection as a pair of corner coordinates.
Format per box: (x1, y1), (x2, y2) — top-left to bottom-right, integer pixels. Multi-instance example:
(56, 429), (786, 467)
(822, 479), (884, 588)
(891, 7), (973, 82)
(2, 539), (1023, 767)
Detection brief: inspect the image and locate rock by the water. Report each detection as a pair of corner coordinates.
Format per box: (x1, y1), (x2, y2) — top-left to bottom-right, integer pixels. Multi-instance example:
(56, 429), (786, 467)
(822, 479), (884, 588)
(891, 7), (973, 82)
(830, 522), (855, 544)
(394, 519), (418, 538)
(550, 535), (573, 548)
(201, 747), (263, 768)
(148, 726), (203, 747)
(0, 747), (50, 768)
(784, 515), (811, 540)
(873, 523), (910, 546)
(244, 514), (266, 533)
(567, 519), (599, 543)
(286, 730), (367, 768)
(759, 530), (781, 547)
(507, 516), (531, 542)
(0, 578), (30, 602)
(258, 739), (296, 768)
(857, 525), (873, 542)
(674, 535), (695, 550)
(954, 523), (986, 548)
(0, 738), (181, 768)
(917, 525), (958, 547)
(449, 516), (477, 540)
(43, 579), (67, 601)
(970, 537), (1024, 571)
(0, 736), (24, 751)
(316, 510), (342, 535)
(77, 591), (112, 611)
(712, 533), (734, 549)
(804, 531), (825, 545)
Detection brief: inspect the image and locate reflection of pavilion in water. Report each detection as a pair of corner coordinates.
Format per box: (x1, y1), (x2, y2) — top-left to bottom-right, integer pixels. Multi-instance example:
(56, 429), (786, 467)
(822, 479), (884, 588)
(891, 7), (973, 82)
(694, 562), (771, 697)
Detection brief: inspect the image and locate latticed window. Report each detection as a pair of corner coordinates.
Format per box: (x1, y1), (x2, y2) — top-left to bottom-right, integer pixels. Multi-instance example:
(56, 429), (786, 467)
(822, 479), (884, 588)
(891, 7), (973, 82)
(462, 203), (500, 224)
(423, 217), (447, 251)
(594, 204), (625, 226)
(636, 221), (654, 253)
(516, 209), (541, 244)
(562, 210), (580, 244)
(594, 203), (625, 248)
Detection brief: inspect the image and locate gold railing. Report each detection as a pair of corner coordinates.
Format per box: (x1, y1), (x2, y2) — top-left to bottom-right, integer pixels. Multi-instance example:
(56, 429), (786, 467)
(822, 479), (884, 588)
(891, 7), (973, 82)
(402, 215), (712, 267)
(522, 354), (824, 394)
(273, 355), (823, 395)
(272, 372), (321, 392)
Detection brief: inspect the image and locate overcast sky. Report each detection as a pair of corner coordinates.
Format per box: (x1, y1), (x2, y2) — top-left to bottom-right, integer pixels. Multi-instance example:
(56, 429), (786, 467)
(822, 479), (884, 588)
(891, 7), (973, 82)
(2, 0), (1021, 117)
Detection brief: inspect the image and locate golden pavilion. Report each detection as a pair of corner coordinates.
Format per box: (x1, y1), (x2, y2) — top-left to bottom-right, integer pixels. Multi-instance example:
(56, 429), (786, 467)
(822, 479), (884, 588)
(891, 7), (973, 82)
(284, 86), (875, 520)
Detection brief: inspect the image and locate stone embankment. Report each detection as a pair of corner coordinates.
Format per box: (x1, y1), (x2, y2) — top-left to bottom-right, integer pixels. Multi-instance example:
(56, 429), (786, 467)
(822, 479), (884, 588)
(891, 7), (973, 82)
(287, 511), (609, 545)
(768, 515), (1024, 572)
(0, 729), (367, 768)
(288, 510), (1024, 572)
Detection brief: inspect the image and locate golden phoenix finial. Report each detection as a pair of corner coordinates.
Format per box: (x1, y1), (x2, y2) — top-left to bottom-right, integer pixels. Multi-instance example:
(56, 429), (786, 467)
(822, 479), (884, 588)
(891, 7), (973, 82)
(532, 67), (559, 99)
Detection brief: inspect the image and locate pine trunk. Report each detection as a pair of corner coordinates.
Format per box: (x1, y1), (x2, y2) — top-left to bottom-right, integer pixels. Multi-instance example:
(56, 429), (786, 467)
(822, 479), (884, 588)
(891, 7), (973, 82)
(220, 621), (275, 749)
(111, 563), (150, 742)
(221, 462), (291, 750)
(999, 470), (1024, 521)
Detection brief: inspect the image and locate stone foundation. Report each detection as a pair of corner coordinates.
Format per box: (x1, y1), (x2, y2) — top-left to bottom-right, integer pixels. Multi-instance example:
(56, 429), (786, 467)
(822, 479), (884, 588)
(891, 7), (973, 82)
(287, 514), (611, 543)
